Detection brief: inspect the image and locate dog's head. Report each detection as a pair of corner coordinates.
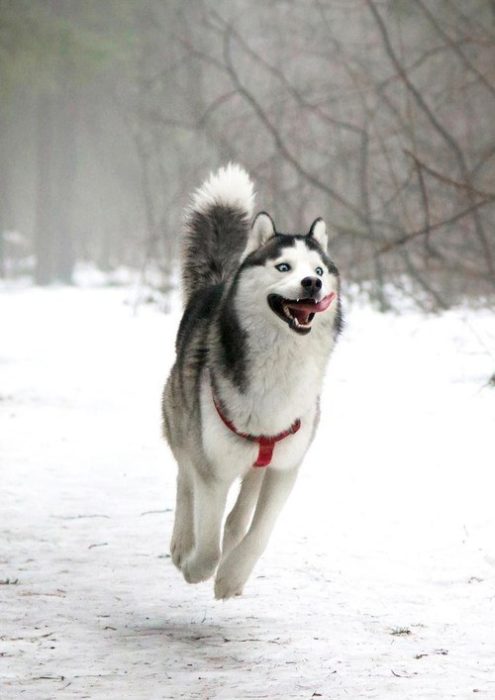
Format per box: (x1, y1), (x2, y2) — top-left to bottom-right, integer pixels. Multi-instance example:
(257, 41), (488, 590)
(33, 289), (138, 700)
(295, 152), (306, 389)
(236, 212), (340, 336)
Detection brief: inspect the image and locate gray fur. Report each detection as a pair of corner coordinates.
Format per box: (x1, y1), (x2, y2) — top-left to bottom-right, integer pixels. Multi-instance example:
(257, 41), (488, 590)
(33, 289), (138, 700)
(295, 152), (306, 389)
(181, 205), (250, 303)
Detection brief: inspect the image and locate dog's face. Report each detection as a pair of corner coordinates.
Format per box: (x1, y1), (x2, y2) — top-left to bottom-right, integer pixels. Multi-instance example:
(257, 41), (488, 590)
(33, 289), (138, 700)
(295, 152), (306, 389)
(236, 213), (339, 336)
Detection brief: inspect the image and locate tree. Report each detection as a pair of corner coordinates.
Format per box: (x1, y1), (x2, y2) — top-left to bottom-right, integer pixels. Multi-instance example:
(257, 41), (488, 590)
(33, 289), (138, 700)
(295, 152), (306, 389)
(0, 0), (131, 283)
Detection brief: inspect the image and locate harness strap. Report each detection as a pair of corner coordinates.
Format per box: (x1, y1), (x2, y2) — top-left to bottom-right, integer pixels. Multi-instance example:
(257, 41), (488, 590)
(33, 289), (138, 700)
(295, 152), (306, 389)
(212, 393), (301, 468)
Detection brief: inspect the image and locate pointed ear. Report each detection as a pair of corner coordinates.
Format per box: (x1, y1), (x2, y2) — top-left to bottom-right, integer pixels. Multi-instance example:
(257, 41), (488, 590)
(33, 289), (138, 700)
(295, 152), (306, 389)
(241, 211), (276, 259)
(308, 217), (328, 251)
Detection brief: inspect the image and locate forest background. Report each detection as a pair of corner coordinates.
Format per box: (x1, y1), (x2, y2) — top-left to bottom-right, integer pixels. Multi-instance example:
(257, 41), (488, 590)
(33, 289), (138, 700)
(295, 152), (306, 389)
(1, 0), (495, 313)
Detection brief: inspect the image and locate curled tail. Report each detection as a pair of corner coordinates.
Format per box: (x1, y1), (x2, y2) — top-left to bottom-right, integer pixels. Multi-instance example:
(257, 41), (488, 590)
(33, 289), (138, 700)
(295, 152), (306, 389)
(181, 163), (255, 301)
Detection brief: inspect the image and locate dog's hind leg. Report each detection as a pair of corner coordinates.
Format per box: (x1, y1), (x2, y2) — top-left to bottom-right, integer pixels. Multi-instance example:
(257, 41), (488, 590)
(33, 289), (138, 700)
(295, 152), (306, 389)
(221, 468), (265, 560)
(182, 472), (231, 584)
(214, 466), (299, 599)
(170, 464), (194, 570)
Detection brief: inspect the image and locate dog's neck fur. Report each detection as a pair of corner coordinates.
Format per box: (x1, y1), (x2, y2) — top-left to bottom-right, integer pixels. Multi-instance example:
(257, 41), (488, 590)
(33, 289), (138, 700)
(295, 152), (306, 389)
(211, 308), (335, 436)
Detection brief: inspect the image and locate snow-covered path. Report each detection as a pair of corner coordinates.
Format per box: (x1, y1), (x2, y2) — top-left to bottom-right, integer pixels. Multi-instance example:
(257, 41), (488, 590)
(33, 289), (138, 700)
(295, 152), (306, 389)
(1, 287), (494, 699)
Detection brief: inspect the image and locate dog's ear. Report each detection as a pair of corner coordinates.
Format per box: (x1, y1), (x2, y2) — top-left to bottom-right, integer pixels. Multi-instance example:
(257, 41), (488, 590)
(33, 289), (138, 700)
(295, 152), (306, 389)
(241, 211), (276, 258)
(307, 218), (328, 251)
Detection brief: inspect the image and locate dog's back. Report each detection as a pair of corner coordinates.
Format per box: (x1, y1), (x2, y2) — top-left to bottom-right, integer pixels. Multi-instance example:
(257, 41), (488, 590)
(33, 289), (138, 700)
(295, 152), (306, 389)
(181, 163), (255, 302)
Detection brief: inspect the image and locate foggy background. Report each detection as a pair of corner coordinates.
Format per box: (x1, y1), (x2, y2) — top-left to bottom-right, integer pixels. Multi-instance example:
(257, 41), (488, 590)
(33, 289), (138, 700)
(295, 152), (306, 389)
(1, 0), (495, 311)
(2, 4), (495, 696)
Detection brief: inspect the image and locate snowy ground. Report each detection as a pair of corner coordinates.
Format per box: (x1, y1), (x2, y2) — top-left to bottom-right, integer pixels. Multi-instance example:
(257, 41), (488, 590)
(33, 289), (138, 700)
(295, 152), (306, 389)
(1, 285), (494, 699)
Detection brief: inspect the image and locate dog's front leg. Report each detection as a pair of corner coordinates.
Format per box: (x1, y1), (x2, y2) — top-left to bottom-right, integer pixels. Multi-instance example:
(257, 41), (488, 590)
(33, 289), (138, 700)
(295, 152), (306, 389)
(221, 468), (265, 560)
(170, 466), (194, 570)
(182, 473), (230, 584)
(214, 466), (298, 599)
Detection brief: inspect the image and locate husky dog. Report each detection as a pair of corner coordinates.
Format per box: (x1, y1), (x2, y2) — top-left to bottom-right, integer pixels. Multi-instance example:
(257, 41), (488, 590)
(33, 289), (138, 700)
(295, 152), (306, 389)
(162, 164), (341, 599)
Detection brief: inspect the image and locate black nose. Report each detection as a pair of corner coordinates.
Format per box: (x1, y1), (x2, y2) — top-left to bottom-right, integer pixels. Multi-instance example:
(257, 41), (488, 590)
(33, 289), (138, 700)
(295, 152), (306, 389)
(301, 276), (322, 294)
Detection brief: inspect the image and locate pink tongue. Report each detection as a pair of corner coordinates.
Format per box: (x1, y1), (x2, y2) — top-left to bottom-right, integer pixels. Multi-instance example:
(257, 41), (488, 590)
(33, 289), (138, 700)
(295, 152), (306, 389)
(288, 292), (336, 315)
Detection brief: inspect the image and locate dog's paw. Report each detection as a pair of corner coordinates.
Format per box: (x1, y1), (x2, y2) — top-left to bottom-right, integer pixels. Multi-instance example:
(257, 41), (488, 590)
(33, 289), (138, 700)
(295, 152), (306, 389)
(170, 533), (193, 570)
(214, 569), (245, 599)
(215, 538), (262, 599)
(214, 554), (255, 600)
(182, 549), (220, 584)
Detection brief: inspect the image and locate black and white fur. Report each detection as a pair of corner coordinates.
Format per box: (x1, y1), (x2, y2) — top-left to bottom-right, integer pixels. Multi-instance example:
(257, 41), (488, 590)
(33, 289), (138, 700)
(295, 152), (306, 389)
(162, 164), (341, 599)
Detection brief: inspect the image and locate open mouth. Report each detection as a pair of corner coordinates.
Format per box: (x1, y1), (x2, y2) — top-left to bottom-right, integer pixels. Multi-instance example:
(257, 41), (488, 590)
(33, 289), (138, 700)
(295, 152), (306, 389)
(267, 292), (336, 334)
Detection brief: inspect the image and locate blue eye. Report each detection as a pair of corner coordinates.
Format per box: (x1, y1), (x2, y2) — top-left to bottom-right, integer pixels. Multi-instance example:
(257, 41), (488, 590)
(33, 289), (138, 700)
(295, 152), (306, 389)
(275, 263), (291, 272)
(315, 266), (324, 276)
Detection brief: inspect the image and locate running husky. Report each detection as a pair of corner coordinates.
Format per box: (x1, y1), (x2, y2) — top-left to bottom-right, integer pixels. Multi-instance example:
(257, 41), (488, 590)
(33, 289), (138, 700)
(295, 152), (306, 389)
(162, 164), (341, 599)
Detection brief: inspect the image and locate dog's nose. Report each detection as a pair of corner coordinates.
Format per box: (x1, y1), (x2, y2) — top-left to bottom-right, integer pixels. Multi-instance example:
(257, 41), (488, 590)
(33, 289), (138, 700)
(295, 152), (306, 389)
(301, 276), (322, 294)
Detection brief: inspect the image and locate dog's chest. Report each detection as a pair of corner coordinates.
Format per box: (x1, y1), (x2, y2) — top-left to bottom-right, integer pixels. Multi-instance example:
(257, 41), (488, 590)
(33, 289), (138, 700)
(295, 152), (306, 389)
(237, 333), (325, 431)
(199, 372), (317, 478)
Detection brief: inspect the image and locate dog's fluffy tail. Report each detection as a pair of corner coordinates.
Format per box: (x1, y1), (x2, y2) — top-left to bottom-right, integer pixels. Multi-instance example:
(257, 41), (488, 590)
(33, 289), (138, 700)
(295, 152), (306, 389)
(181, 163), (255, 301)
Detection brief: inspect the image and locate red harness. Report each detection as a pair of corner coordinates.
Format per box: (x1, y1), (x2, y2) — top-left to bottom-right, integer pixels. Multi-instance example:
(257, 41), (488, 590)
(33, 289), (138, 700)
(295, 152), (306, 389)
(212, 394), (301, 468)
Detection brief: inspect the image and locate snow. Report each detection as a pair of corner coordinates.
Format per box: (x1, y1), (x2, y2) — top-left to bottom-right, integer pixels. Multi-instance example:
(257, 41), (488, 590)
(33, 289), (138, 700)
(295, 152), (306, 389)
(1, 285), (494, 699)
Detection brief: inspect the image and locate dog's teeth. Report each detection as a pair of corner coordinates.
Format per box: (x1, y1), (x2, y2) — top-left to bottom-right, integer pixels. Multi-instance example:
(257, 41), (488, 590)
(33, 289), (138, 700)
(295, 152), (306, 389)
(282, 303), (292, 320)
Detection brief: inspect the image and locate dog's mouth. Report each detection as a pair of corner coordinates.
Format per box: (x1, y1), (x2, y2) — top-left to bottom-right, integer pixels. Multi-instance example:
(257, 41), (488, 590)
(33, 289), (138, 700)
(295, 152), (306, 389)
(267, 292), (336, 334)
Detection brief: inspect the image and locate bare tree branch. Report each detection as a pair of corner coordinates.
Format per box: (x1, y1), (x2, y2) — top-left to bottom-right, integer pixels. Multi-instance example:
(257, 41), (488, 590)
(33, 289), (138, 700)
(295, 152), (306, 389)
(404, 149), (495, 199)
(366, 0), (495, 280)
(378, 197), (495, 254)
(221, 22), (366, 225)
(415, 0), (495, 101)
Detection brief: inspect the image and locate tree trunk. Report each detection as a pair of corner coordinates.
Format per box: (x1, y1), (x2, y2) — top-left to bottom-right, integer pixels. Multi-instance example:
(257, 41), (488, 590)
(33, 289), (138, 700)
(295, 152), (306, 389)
(53, 61), (77, 284)
(34, 69), (77, 285)
(35, 92), (56, 285)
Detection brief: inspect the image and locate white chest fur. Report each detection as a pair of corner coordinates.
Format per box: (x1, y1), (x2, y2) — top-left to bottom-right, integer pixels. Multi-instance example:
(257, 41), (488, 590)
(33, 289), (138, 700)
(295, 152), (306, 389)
(199, 369), (318, 478)
(215, 312), (334, 434)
